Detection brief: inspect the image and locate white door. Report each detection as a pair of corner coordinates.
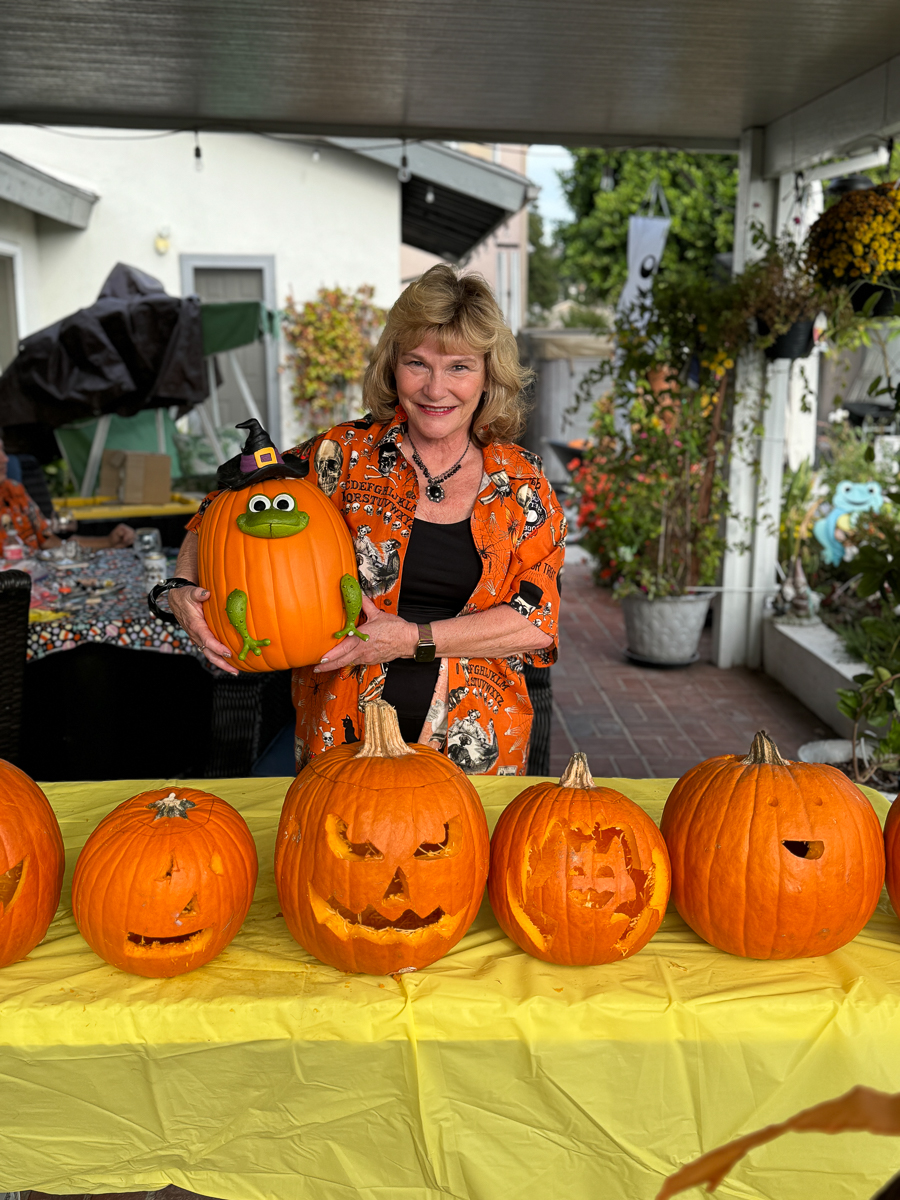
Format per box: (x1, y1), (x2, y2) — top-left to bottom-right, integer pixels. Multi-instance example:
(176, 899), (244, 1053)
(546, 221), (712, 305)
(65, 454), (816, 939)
(194, 267), (268, 432)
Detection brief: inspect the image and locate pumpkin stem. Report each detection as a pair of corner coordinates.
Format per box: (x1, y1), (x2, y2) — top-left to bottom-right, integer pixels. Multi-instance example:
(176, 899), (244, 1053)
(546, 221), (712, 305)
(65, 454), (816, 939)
(741, 731), (789, 766)
(356, 700), (416, 759)
(559, 752), (595, 789)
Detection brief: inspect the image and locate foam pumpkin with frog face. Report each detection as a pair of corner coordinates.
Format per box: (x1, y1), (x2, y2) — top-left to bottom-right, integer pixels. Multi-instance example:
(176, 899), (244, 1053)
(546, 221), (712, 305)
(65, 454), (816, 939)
(660, 731), (885, 959)
(488, 753), (671, 965)
(197, 476), (364, 672)
(275, 700), (490, 975)
(0, 759), (64, 968)
(71, 787), (258, 977)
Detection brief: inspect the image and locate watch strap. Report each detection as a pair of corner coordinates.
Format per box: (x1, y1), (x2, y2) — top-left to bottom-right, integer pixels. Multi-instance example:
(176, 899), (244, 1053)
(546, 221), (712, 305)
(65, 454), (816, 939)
(148, 577), (201, 625)
(414, 622), (436, 663)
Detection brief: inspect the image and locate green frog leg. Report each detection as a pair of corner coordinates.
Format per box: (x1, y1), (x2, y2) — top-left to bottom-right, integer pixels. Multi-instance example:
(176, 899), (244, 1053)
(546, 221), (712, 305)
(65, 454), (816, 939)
(226, 588), (271, 660)
(332, 574), (369, 641)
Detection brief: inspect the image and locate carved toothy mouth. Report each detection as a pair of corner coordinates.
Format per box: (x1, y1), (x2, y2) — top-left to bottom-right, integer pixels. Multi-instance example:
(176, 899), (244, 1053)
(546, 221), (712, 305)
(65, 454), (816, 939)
(782, 840), (825, 860)
(126, 927), (210, 951)
(308, 884), (465, 943)
(328, 898), (445, 931)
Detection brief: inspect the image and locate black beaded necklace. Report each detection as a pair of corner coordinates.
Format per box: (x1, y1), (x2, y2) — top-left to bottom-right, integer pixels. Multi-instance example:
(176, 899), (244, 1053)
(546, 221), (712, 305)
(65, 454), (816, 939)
(406, 434), (471, 503)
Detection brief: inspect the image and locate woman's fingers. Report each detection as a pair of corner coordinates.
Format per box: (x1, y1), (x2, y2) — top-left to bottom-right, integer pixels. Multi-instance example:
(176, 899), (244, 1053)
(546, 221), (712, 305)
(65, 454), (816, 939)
(168, 586), (237, 670)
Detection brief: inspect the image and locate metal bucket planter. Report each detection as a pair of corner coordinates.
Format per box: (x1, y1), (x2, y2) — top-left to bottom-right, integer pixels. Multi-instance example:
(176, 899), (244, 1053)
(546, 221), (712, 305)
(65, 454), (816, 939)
(621, 593), (711, 667)
(758, 317), (816, 362)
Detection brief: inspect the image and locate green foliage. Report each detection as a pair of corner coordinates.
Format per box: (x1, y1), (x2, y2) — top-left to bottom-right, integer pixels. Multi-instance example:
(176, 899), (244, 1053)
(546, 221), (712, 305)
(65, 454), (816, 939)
(42, 459), (75, 498)
(557, 150), (738, 302)
(836, 664), (900, 782)
(838, 611), (900, 673)
(282, 286), (385, 433)
(779, 460), (818, 569)
(527, 210), (561, 314)
(560, 306), (611, 331)
(571, 273), (755, 597)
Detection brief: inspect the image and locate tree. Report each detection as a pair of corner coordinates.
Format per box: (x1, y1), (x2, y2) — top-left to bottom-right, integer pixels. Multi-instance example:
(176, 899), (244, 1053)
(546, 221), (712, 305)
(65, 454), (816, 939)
(527, 209), (561, 314)
(557, 150), (738, 302)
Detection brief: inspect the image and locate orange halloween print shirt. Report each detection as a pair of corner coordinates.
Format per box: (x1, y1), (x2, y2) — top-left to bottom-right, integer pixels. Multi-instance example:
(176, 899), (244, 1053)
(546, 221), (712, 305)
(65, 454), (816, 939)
(0, 479), (51, 553)
(188, 409), (567, 775)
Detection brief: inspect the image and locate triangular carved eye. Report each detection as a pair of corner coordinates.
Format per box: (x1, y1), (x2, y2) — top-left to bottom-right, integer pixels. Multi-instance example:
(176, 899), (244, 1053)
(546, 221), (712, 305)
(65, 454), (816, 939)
(0, 859), (24, 909)
(414, 818), (462, 859)
(325, 814), (383, 861)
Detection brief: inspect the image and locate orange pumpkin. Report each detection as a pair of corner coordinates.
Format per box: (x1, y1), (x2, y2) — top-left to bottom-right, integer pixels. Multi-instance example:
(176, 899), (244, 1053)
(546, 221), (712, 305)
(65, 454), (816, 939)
(661, 731), (885, 959)
(197, 476), (358, 672)
(0, 760), (64, 968)
(275, 700), (490, 975)
(488, 752), (671, 964)
(72, 787), (258, 977)
(883, 797), (900, 921)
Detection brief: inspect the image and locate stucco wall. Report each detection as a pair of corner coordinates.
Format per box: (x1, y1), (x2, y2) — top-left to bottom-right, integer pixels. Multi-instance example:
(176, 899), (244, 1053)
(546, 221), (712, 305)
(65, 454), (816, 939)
(0, 126), (401, 441)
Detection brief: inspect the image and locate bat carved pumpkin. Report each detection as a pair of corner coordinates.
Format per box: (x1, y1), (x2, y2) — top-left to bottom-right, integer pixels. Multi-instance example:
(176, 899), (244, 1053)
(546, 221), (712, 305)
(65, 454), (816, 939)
(488, 752), (671, 964)
(275, 700), (490, 974)
(72, 787), (258, 977)
(197, 476), (362, 672)
(0, 759), (65, 969)
(660, 730), (885, 959)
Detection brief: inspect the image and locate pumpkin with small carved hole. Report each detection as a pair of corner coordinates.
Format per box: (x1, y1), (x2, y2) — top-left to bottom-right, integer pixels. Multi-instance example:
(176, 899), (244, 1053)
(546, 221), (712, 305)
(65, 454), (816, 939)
(275, 700), (490, 975)
(488, 753), (671, 964)
(660, 731), (884, 959)
(72, 787), (258, 977)
(881, 790), (900, 923)
(197, 476), (360, 673)
(0, 759), (64, 968)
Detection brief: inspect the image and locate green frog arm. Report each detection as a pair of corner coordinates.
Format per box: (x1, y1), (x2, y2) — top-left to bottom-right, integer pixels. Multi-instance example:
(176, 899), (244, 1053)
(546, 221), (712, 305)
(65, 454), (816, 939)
(226, 588), (272, 660)
(332, 574), (369, 641)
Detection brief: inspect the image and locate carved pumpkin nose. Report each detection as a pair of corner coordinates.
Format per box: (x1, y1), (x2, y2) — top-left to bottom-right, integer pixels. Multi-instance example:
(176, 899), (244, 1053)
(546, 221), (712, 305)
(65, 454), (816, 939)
(383, 867), (409, 904)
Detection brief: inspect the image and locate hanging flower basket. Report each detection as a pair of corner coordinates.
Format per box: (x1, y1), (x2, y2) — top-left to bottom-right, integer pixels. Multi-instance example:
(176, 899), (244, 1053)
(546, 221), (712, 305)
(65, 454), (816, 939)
(756, 317), (816, 361)
(807, 183), (900, 316)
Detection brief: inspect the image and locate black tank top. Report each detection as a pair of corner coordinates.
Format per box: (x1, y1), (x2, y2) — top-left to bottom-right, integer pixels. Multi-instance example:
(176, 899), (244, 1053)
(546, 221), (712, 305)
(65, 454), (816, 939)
(381, 517), (482, 743)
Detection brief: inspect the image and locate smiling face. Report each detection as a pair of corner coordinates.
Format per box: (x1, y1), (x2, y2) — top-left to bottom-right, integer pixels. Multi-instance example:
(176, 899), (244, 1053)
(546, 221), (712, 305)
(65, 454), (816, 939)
(237, 490), (310, 539)
(275, 737), (491, 975)
(72, 788), (258, 977)
(394, 336), (486, 446)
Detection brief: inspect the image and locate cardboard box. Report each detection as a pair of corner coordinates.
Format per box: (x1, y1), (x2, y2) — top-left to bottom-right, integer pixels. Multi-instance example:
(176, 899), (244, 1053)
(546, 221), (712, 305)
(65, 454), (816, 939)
(99, 450), (171, 505)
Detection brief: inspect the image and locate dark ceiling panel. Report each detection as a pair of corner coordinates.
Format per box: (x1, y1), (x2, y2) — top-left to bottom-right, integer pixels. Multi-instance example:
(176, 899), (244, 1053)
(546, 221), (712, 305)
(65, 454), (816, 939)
(1, 1), (900, 143)
(401, 177), (506, 260)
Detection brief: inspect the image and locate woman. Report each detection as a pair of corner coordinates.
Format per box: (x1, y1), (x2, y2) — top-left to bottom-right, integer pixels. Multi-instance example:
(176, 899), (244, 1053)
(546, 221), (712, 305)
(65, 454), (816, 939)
(0, 437), (134, 552)
(169, 265), (566, 775)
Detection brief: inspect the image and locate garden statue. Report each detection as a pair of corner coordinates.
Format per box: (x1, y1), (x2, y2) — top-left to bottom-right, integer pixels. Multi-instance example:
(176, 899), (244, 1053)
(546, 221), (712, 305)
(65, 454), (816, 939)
(813, 479), (884, 566)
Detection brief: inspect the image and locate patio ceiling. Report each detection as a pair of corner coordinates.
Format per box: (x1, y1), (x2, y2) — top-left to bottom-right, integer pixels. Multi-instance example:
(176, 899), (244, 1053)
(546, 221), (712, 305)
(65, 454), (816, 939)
(3, 1), (900, 173)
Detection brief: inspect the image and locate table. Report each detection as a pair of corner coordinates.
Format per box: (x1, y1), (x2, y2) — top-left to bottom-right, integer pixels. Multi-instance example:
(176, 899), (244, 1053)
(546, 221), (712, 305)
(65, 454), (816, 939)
(2, 775), (898, 1200)
(52, 495), (201, 522)
(26, 549), (197, 662)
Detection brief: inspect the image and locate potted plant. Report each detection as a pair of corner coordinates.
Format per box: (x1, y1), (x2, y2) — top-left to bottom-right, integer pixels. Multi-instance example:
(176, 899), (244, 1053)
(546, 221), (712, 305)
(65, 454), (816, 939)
(806, 182), (900, 316)
(572, 274), (754, 665)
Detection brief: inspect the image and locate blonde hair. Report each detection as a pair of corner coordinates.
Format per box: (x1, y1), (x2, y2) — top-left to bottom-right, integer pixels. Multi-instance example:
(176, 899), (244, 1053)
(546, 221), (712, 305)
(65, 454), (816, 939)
(364, 264), (532, 445)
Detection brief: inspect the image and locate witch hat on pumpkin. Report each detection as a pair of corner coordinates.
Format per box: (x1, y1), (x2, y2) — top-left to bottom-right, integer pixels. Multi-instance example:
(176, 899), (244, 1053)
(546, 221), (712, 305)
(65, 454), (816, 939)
(216, 418), (306, 490)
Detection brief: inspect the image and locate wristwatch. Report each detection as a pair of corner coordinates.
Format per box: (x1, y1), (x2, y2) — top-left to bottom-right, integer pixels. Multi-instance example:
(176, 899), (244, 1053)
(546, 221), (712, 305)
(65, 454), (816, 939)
(414, 622), (436, 663)
(148, 577), (200, 624)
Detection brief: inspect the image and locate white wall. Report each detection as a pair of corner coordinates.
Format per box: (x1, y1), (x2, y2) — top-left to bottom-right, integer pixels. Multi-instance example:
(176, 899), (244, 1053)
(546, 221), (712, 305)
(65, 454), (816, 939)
(0, 126), (402, 444)
(0, 197), (40, 338)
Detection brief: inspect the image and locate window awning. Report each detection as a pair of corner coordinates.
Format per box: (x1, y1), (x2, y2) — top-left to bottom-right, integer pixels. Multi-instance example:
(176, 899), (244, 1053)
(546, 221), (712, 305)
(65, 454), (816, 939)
(330, 139), (533, 260)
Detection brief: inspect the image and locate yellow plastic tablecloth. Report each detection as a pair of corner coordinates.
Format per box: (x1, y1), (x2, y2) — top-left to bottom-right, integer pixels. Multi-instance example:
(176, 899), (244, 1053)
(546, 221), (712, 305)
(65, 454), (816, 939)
(2, 776), (899, 1200)
(52, 494), (200, 521)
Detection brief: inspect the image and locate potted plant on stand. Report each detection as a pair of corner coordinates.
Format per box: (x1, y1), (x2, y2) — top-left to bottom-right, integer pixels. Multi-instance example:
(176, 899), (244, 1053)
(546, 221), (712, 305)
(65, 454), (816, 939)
(572, 275), (754, 665)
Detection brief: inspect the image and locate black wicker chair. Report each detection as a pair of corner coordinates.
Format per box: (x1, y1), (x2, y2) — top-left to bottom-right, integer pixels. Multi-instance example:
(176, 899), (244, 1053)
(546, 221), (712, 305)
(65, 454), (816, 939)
(524, 662), (552, 776)
(0, 570), (32, 765)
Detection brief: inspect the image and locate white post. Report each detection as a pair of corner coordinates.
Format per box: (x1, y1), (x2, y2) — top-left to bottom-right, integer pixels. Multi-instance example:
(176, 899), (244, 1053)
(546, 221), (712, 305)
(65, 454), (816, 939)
(206, 356), (222, 429)
(154, 406), (166, 454)
(746, 359), (789, 667)
(196, 400), (225, 465)
(713, 128), (777, 667)
(80, 413), (112, 498)
(228, 351), (264, 426)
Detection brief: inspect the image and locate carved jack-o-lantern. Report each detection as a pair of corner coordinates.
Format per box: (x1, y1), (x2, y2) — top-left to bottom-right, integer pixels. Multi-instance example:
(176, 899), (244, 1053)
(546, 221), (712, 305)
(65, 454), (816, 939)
(0, 759), (65, 969)
(661, 731), (885, 959)
(488, 753), (671, 964)
(72, 787), (258, 977)
(275, 700), (490, 975)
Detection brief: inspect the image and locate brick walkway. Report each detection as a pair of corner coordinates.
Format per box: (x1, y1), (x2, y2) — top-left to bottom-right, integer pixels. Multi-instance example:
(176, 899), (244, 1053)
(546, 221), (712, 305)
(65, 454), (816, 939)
(549, 549), (833, 779)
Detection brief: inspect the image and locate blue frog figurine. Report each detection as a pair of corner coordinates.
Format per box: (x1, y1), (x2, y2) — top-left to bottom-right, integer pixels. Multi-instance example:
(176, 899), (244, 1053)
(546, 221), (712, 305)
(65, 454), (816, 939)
(813, 479), (884, 565)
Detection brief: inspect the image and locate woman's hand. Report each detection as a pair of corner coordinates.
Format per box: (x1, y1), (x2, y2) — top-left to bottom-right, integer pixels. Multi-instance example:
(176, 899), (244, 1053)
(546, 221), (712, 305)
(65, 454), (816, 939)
(168, 585), (239, 675)
(314, 596), (415, 673)
(106, 523), (135, 548)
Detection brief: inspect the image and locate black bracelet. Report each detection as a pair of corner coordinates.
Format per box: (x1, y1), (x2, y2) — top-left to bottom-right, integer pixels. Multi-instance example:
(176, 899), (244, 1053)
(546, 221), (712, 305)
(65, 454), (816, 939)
(148, 577), (201, 625)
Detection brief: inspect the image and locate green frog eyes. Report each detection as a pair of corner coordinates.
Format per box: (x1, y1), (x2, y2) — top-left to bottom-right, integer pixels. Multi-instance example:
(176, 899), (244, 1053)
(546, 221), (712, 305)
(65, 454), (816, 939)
(248, 492), (297, 513)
